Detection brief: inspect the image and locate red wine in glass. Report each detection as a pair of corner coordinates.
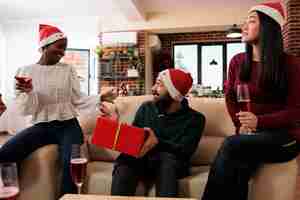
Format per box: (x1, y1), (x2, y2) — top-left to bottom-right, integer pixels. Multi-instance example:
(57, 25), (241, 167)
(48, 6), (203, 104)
(70, 158), (87, 186)
(0, 186), (19, 200)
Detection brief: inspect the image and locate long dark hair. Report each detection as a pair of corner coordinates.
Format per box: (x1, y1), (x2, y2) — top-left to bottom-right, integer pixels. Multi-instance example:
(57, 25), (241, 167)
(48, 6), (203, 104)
(239, 11), (287, 98)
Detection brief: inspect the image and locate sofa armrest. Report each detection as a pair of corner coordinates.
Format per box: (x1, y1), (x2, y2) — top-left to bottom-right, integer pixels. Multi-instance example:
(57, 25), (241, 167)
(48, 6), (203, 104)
(249, 158), (298, 200)
(18, 144), (60, 200)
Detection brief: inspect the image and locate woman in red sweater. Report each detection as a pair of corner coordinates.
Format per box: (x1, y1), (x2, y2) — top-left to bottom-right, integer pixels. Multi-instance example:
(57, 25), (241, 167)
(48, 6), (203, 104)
(201, 2), (300, 200)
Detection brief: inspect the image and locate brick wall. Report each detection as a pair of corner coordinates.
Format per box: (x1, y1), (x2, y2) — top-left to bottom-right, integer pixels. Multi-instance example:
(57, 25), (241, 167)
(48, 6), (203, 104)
(283, 1), (300, 199)
(153, 31), (240, 80)
(98, 31), (146, 95)
(283, 0), (300, 57)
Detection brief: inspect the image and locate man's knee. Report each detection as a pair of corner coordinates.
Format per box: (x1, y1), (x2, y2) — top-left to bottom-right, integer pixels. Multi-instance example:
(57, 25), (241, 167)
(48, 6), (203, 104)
(113, 164), (133, 177)
(159, 152), (177, 161)
(158, 152), (179, 174)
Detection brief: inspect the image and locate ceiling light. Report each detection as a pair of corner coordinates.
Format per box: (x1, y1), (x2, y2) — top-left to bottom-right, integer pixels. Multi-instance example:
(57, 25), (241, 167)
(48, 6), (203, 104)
(226, 24), (242, 38)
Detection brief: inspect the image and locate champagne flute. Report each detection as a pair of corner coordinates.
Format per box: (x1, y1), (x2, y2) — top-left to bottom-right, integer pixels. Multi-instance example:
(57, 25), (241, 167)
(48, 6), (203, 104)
(70, 144), (88, 194)
(237, 84), (251, 134)
(0, 163), (19, 200)
(237, 84), (250, 112)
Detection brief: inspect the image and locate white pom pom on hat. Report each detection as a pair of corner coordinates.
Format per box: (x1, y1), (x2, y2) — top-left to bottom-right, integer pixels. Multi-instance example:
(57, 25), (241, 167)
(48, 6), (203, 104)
(158, 68), (193, 102)
(249, 1), (286, 27)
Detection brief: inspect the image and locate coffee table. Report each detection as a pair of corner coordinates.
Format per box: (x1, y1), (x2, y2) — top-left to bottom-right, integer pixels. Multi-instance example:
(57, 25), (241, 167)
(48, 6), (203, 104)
(60, 194), (197, 200)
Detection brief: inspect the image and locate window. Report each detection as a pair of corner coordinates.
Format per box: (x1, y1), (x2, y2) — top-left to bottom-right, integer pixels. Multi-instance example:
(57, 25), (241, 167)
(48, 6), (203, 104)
(61, 49), (91, 94)
(173, 42), (245, 89)
(227, 43), (246, 72)
(174, 45), (198, 84)
(201, 45), (223, 90)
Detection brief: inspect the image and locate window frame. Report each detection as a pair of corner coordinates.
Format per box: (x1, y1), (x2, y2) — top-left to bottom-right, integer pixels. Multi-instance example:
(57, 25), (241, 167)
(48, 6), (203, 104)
(63, 48), (91, 94)
(172, 41), (243, 86)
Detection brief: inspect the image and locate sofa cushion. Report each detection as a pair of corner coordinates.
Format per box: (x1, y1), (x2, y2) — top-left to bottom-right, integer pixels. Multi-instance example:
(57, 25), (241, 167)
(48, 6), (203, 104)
(114, 95), (153, 124)
(249, 159), (298, 200)
(85, 161), (210, 198)
(191, 136), (225, 166)
(189, 97), (235, 137)
(19, 145), (60, 200)
(87, 143), (120, 162)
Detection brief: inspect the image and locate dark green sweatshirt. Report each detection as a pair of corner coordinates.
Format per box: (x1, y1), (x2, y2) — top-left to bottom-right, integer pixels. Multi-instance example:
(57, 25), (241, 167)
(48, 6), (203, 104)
(132, 98), (205, 161)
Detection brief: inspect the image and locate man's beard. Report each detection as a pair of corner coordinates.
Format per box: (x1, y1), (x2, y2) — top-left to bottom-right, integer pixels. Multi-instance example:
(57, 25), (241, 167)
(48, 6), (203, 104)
(155, 92), (174, 113)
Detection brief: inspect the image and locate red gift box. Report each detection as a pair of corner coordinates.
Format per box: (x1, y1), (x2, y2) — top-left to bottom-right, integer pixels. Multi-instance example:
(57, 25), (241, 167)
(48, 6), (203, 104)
(91, 117), (146, 157)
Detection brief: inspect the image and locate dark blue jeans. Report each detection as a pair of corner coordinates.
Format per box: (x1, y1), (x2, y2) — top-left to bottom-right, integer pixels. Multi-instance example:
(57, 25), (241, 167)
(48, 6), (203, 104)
(0, 118), (83, 195)
(111, 148), (189, 197)
(201, 129), (299, 200)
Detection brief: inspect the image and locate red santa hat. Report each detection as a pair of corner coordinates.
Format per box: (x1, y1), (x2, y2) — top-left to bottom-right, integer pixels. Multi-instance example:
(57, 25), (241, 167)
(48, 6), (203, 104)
(249, 1), (286, 27)
(39, 24), (66, 50)
(158, 68), (193, 102)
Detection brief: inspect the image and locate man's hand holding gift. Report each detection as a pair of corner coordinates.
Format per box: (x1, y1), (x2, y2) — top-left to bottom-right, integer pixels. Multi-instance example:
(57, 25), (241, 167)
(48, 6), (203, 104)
(138, 127), (159, 158)
(100, 87), (118, 103)
(98, 102), (119, 121)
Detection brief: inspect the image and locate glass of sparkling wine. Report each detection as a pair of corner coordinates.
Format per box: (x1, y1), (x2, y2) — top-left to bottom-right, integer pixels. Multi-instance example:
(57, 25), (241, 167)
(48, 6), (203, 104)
(237, 84), (250, 112)
(0, 163), (19, 200)
(70, 144), (88, 194)
(237, 84), (251, 134)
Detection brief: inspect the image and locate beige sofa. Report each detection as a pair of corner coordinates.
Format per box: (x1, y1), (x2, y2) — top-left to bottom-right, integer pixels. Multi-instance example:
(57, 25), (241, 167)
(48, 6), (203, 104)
(6, 95), (297, 200)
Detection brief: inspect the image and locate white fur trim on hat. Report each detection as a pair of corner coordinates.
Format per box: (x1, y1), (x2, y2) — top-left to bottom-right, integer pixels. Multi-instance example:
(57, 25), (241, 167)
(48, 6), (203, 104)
(39, 32), (66, 49)
(159, 70), (184, 102)
(249, 5), (284, 27)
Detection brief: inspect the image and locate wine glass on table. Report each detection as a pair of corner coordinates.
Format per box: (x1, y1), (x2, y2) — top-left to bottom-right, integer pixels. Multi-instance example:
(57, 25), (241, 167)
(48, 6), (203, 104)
(0, 163), (19, 200)
(70, 144), (88, 194)
(237, 84), (251, 134)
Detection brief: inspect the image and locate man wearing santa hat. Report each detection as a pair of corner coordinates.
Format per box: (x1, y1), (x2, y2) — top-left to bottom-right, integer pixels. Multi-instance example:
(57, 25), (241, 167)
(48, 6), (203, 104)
(0, 24), (116, 195)
(111, 68), (206, 197)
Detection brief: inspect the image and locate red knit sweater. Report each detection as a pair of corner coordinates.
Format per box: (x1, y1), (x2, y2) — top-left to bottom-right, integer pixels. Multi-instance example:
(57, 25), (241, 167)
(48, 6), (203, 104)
(225, 53), (300, 140)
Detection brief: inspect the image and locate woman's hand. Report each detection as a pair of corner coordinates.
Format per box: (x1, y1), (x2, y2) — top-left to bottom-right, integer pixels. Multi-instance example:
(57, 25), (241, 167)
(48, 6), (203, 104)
(15, 79), (33, 93)
(138, 127), (159, 158)
(236, 111), (258, 131)
(0, 103), (6, 116)
(239, 125), (254, 134)
(100, 87), (118, 103)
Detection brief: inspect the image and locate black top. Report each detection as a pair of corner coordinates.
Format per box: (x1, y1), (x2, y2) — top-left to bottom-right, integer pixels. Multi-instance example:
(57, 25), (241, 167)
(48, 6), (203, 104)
(132, 98), (206, 161)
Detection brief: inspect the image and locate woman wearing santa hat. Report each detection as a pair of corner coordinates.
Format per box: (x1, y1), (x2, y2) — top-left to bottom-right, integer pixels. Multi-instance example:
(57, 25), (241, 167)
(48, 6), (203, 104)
(201, 2), (300, 200)
(0, 24), (116, 195)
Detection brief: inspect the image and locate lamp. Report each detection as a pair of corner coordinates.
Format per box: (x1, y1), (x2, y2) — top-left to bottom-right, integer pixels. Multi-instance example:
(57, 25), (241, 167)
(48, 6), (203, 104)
(226, 24), (242, 38)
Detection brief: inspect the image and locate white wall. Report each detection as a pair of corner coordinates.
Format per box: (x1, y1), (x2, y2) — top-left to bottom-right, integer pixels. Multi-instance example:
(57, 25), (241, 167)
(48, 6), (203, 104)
(0, 24), (4, 94)
(100, 6), (248, 32)
(1, 16), (100, 99)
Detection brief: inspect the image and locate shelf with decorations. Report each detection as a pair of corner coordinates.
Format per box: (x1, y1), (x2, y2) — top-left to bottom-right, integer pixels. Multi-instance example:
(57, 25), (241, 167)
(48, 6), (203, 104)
(96, 44), (145, 96)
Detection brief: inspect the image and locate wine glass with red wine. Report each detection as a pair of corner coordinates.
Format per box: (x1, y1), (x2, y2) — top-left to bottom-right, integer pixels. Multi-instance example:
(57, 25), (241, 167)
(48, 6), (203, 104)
(70, 144), (88, 194)
(0, 163), (19, 200)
